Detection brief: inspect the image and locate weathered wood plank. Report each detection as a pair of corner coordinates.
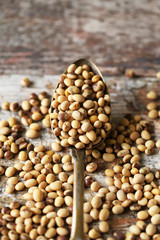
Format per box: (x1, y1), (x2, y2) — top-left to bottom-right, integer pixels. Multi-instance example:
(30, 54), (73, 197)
(0, 0), (160, 75)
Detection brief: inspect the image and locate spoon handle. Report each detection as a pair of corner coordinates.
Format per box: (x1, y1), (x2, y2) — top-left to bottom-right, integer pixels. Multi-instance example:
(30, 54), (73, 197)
(70, 148), (86, 240)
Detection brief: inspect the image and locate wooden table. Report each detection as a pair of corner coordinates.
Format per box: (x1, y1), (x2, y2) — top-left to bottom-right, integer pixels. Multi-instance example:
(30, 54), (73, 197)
(0, 0), (160, 76)
(0, 74), (160, 238)
(0, 0), (160, 238)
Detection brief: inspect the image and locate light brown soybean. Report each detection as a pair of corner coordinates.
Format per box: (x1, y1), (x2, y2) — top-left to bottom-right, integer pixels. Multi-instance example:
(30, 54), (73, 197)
(20, 209), (32, 218)
(138, 198), (148, 207)
(79, 135), (90, 144)
(99, 208), (109, 221)
(53, 164), (62, 174)
(29, 229), (38, 239)
(103, 153), (115, 162)
(72, 110), (84, 121)
(112, 205), (124, 215)
(117, 149), (129, 157)
(86, 130), (96, 142)
(0, 120), (9, 127)
(7, 177), (18, 186)
(15, 182), (25, 191)
(133, 174), (145, 184)
(146, 102), (157, 110)
(141, 130), (151, 140)
(42, 118), (51, 128)
(98, 113), (108, 123)
(5, 167), (16, 177)
(129, 225), (141, 235)
(43, 206), (54, 215)
(73, 94), (85, 103)
(57, 208), (69, 218)
(54, 196), (64, 207)
(90, 209), (99, 221)
(148, 205), (160, 216)
(18, 151), (28, 161)
(145, 172), (154, 183)
(75, 142), (85, 149)
(151, 214), (160, 225)
(105, 169), (114, 177)
(86, 162), (97, 173)
(136, 220), (146, 231)
(148, 109), (158, 119)
(26, 129), (39, 139)
(10, 143), (18, 154)
(146, 91), (158, 100)
(117, 190), (126, 201)
(32, 112), (43, 121)
(55, 216), (64, 227)
(1, 101), (10, 110)
(30, 123), (42, 131)
(6, 185), (15, 194)
(8, 230), (19, 240)
(91, 196), (102, 209)
(33, 188), (43, 202)
(68, 63), (77, 73)
(21, 77), (31, 87)
(0, 127), (10, 135)
(106, 192), (116, 201)
(140, 232), (150, 240)
(91, 182), (100, 192)
(82, 70), (90, 79)
(21, 100), (31, 111)
(146, 223), (156, 236)
(45, 228), (56, 238)
(64, 196), (73, 207)
(60, 101), (70, 111)
(57, 227), (69, 236)
(84, 202), (92, 213)
(51, 142), (62, 152)
(88, 229), (100, 239)
(137, 210), (149, 220)
(99, 221), (109, 233)
(145, 140), (155, 149)
(58, 172), (68, 182)
(0, 134), (7, 142)
(63, 162), (73, 171)
(83, 100), (94, 109)
(25, 179), (37, 188)
(130, 131), (140, 141)
(135, 190), (143, 201)
(71, 120), (80, 129)
(137, 144), (147, 152)
(153, 234), (160, 240)
(50, 181), (62, 191)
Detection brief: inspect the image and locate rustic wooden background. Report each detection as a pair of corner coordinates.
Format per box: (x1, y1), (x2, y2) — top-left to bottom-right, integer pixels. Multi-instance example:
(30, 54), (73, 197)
(0, 0), (160, 238)
(0, 0), (160, 76)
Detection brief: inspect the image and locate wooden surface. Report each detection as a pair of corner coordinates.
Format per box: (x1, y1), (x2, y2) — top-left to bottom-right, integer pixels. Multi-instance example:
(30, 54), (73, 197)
(0, 0), (160, 238)
(0, 74), (160, 238)
(0, 0), (160, 76)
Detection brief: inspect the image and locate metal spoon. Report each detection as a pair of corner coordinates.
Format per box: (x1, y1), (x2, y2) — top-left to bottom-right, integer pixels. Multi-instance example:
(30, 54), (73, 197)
(50, 59), (111, 240)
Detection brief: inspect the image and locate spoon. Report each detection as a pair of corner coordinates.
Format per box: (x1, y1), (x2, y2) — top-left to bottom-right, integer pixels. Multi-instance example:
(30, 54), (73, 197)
(50, 59), (111, 240)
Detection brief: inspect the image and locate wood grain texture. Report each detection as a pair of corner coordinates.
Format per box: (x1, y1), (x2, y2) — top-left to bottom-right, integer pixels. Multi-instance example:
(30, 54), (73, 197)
(0, 0), (160, 75)
(0, 74), (160, 238)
